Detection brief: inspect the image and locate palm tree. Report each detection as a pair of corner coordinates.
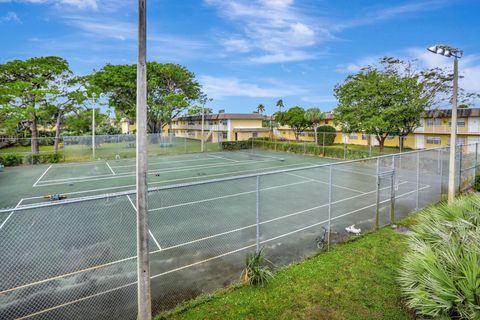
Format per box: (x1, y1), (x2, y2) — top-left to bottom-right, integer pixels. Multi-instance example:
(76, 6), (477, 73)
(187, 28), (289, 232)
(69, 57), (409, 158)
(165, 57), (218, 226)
(256, 103), (265, 114)
(304, 107), (324, 145)
(276, 99), (284, 113)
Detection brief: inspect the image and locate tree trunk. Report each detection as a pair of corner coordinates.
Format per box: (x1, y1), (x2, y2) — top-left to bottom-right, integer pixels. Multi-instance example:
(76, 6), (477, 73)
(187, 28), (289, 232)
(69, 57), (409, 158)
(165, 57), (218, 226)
(54, 112), (62, 152)
(294, 130), (299, 142)
(31, 114), (39, 154)
(398, 136), (403, 152)
(376, 136), (386, 153)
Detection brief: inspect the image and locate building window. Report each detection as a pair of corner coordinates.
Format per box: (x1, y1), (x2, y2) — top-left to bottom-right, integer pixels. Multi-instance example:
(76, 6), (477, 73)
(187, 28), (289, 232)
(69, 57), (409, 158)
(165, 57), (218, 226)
(222, 132), (228, 139)
(426, 118), (441, 126)
(252, 132), (258, 138)
(349, 134), (358, 139)
(447, 137), (465, 145)
(448, 118), (466, 127)
(426, 136), (441, 145)
(222, 120), (228, 126)
(387, 135), (395, 140)
(362, 134), (368, 140)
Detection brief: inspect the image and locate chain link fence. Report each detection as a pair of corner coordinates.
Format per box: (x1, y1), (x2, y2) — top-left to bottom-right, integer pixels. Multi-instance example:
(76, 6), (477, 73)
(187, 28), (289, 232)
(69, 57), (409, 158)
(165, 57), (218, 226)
(0, 143), (479, 319)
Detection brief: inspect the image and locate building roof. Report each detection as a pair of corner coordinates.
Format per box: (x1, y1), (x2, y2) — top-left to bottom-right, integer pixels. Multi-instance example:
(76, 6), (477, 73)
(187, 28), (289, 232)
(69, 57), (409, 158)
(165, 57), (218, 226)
(174, 113), (267, 121)
(423, 108), (480, 118)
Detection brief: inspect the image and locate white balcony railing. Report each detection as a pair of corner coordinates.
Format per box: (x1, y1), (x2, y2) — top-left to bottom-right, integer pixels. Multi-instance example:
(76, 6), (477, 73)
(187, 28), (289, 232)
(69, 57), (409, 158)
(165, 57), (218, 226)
(171, 124), (227, 131)
(415, 125), (472, 134)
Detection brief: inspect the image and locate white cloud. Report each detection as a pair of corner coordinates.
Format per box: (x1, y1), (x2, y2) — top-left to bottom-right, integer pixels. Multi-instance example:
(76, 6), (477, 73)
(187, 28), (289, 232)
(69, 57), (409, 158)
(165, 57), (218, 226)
(0, 0), (98, 9)
(199, 75), (305, 99)
(301, 95), (337, 104)
(249, 51), (315, 64)
(0, 11), (21, 23)
(205, 0), (320, 63)
(64, 16), (135, 40)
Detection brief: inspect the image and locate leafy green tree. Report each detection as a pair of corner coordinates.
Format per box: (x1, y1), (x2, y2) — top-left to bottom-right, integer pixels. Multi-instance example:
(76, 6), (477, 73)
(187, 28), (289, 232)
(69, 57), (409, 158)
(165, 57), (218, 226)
(64, 108), (116, 135)
(0, 56), (73, 154)
(334, 70), (405, 152)
(256, 104), (265, 114)
(276, 99), (284, 112)
(89, 62), (203, 134)
(304, 108), (324, 144)
(276, 107), (311, 141)
(187, 105), (213, 115)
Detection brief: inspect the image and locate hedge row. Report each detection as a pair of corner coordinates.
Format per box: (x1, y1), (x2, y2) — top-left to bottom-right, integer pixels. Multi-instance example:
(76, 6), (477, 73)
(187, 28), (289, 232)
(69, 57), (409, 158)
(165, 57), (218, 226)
(250, 140), (371, 160)
(0, 153), (62, 166)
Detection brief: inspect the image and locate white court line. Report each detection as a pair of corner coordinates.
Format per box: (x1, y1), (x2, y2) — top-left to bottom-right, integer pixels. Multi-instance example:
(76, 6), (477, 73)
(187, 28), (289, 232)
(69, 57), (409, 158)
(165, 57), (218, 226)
(106, 162), (116, 175)
(0, 198), (23, 231)
(207, 153), (239, 162)
(126, 195), (162, 251)
(149, 179), (314, 212)
(32, 165), (52, 187)
(35, 158), (277, 186)
(285, 171), (366, 194)
(21, 162), (311, 202)
(13, 184), (430, 319)
(2, 180), (412, 296)
(110, 156), (219, 169)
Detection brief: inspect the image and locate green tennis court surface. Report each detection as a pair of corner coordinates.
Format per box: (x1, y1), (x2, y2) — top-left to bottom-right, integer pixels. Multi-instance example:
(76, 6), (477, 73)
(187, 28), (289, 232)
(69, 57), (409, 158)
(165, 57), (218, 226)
(0, 149), (444, 320)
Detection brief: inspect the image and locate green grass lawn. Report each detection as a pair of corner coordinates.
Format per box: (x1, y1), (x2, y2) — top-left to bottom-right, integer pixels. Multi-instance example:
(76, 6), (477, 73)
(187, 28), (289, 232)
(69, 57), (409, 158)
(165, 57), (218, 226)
(0, 144), (58, 154)
(160, 220), (417, 320)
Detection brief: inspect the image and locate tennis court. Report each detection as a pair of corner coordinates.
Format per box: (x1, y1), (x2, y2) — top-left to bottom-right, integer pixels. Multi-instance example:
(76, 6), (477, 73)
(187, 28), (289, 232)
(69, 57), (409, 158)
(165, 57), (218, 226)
(0, 148), (448, 319)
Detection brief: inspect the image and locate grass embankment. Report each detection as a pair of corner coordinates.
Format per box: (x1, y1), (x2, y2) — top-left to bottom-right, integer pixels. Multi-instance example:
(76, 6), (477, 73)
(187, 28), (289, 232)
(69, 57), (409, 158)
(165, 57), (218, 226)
(161, 218), (419, 320)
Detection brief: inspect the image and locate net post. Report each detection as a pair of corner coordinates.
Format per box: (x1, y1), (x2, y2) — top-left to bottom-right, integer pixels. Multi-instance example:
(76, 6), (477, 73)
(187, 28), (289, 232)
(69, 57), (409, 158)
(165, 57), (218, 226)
(256, 175), (260, 252)
(327, 165), (332, 250)
(375, 157), (380, 229)
(416, 151), (420, 210)
(438, 148), (443, 197)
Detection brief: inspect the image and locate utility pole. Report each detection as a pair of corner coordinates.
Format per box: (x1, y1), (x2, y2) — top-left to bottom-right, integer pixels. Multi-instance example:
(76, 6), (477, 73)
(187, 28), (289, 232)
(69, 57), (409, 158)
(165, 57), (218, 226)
(448, 57), (459, 202)
(136, 0), (151, 319)
(427, 44), (463, 203)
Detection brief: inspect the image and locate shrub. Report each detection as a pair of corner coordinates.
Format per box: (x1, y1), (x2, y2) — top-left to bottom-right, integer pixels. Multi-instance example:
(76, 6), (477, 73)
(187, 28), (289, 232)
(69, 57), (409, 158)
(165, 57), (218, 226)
(316, 125), (336, 146)
(241, 248), (273, 287)
(0, 154), (23, 166)
(48, 153), (61, 163)
(221, 141), (251, 151)
(474, 175), (480, 192)
(399, 195), (480, 320)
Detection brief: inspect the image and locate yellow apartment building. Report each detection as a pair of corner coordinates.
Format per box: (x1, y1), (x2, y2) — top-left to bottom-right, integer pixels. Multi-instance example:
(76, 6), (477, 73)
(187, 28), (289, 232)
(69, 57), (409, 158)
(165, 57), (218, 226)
(170, 113), (270, 142)
(120, 108), (480, 151)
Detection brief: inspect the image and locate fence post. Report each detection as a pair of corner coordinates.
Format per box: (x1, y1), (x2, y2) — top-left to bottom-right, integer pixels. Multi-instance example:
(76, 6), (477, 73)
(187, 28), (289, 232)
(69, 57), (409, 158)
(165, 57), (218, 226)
(474, 143), (478, 179)
(416, 151), (420, 210)
(322, 132), (326, 156)
(256, 175), (260, 252)
(375, 157), (380, 229)
(458, 145), (463, 193)
(369, 134), (372, 157)
(438, 148), (443, 197)
(343, 143), (347, 160)
(303, 141), (306, 155)
(390, 155), (396, 224)
(327, 165), (332, 250)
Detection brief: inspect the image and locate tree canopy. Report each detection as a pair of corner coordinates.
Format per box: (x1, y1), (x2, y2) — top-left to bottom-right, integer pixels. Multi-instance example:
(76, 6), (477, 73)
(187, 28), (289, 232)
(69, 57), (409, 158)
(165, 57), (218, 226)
(276, 106), (311, 141)
(0, 56), (81, 153)
(89, 62), (203, 133)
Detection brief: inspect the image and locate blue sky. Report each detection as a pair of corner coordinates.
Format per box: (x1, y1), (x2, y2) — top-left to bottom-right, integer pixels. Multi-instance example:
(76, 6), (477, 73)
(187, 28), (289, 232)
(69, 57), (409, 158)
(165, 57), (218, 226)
(1, 0), (479, 114)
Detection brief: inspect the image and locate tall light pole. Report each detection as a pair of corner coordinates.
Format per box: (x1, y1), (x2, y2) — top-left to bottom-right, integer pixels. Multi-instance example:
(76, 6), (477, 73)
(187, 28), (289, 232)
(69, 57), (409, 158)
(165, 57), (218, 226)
(427, 44), (463, 203)
(137, 0), (151, 319)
